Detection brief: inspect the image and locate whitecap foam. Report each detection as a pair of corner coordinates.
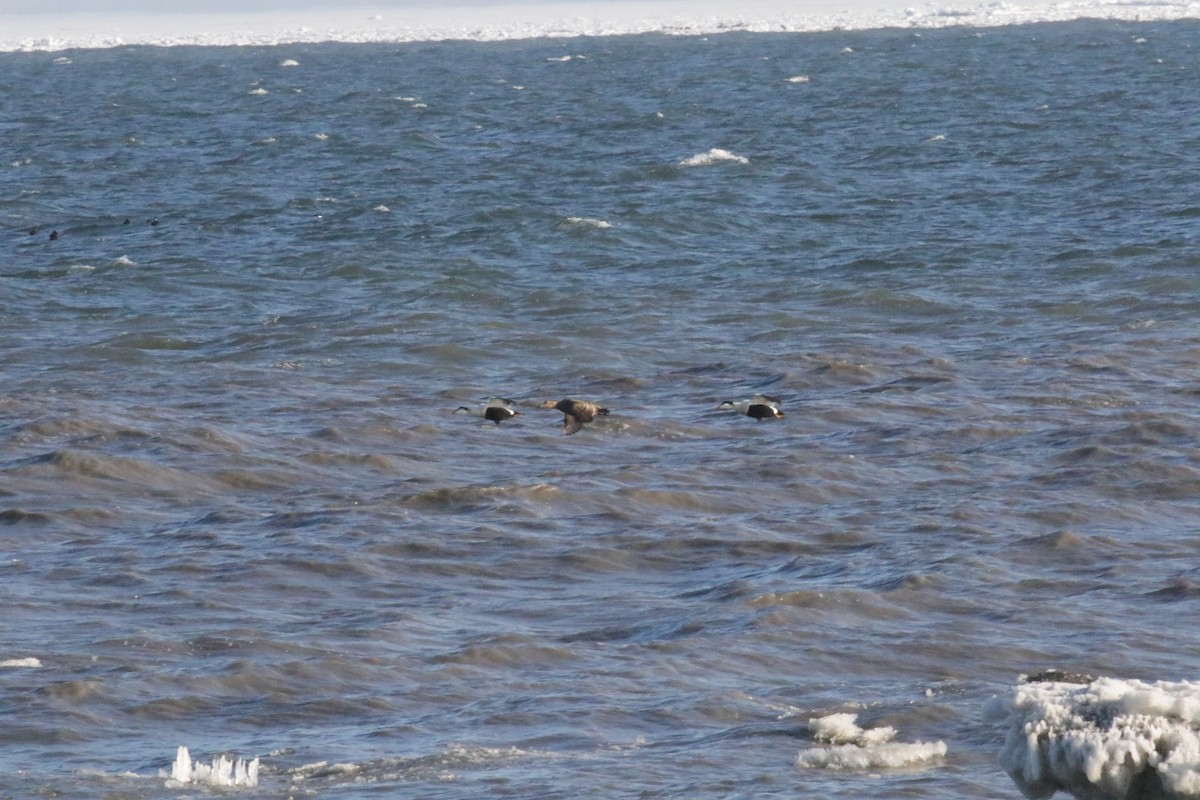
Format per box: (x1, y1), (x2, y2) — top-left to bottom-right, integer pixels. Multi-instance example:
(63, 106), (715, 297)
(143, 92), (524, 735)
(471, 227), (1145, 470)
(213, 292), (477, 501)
(5, 0), (1195, 53)
(983, 675), (1200, 800)
(797, 713), (947, 770)
(679, 147), (749, 167)
(167, 746), (259, 788)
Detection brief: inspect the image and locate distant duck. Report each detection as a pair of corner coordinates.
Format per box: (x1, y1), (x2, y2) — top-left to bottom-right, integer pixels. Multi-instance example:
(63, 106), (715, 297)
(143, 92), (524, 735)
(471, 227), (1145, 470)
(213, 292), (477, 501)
(539, 398), (609, 435)
(454, 397), (522, 425)
(716, 394), (784, 421)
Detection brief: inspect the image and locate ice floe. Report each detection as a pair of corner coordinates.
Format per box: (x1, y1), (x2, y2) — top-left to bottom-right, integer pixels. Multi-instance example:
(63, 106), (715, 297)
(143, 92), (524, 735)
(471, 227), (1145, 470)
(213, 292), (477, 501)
(983, 672), (1200, 800)
(679, 148), (750, 167)
(796, 712), (948, 770)
(0, 657), (41, 668)
(167, 746), (260, 788)
(5, 0), (1200, 52)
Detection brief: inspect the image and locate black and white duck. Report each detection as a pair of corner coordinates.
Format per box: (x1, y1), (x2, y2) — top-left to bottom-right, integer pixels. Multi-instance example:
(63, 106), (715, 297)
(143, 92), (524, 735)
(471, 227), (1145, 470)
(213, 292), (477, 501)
(453, 397), (522, 425)
(716, 394), (783, 421)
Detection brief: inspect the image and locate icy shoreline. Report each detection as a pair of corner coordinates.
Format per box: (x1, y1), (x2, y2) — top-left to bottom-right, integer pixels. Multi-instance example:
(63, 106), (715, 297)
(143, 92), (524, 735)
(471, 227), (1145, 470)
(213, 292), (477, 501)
(3, 0), (1199, 52)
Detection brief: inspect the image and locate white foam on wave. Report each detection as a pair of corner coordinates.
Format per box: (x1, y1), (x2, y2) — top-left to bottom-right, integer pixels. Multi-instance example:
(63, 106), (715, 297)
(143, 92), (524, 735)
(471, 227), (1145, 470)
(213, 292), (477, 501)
(797, 713), (948, 770)
(3, 0), (1197, 53)
(679, 148), (750, 167)
(983, 675), (1200, 800)
(167, 745), (260, 788)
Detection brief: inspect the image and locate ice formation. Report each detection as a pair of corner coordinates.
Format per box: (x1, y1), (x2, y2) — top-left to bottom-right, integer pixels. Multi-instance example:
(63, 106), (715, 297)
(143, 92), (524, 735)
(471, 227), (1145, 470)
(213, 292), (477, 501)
(679, 148), (750, 167)
(983, 673), (1200, 799)
(796, 712), (948, 770)
(168, 746), (260, 788)
(5, 0), (1200, 52)
(0, 658), (41, 668)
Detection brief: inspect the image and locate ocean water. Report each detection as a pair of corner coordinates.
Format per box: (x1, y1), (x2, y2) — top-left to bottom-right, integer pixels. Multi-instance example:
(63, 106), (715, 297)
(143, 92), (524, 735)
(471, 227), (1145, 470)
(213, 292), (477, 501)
(3, 18), (1200, 799)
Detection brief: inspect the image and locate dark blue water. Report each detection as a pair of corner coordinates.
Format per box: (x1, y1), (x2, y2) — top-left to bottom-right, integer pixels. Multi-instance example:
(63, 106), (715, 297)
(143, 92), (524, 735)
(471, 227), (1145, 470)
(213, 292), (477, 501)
(3, 20), (1200, 799)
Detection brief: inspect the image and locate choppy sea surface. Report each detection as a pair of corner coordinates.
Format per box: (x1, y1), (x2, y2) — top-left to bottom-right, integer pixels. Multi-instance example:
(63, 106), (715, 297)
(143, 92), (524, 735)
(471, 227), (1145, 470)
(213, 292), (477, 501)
(4, 19), (1200, 799)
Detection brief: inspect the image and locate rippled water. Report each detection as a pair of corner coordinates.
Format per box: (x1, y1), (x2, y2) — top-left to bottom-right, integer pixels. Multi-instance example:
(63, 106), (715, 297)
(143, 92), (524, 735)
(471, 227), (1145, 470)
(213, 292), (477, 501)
(4, 20), (1200, 799)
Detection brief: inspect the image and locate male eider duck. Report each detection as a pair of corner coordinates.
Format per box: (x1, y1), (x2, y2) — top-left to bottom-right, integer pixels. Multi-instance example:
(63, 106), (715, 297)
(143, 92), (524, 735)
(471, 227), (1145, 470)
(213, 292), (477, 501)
(539, 398), (609, 435)
(454, 397), (521, 425)
(716, 394), (784, 421)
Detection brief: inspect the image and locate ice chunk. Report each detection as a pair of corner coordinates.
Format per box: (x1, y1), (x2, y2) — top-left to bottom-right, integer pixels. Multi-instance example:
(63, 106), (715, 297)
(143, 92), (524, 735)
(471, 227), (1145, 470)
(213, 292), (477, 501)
(983, 673), (1200, 799)
(679, 148), (749, 167)
(168, 745), (260, 788)
(798, 713), (946, 771)
(0, 657), (41, 668)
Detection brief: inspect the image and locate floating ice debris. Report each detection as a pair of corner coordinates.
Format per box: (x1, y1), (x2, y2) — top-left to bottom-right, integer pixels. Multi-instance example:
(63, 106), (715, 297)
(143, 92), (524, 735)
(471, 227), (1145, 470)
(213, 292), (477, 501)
(983, 673), (1200, 800)
(5, 0), (1200, 52)
(796, 713), (947, 770)
(168, 746), (259, 788)
(0, 657), (41, 668)
(679, 147), (749, 167)
(565, 216), (612, 229)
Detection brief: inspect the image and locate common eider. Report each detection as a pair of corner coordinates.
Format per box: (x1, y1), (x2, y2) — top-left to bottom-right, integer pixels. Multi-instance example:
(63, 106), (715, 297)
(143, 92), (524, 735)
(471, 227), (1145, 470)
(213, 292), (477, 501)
(539, 398), (609, 435)
(716, 394), (783, 420)
(453, 397), (521, 425)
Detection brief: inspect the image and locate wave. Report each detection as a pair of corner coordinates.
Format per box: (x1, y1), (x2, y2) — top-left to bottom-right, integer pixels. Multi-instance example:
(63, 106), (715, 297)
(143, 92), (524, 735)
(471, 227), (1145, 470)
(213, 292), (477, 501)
(3, 0), (1198, 52)
(403, 482), (561, 514)
(286, 743), (553, 789)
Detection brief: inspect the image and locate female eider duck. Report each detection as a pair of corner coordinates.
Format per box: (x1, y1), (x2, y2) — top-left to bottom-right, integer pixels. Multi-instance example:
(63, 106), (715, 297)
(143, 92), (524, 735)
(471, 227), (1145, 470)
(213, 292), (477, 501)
(454, 397), (521, 425)
(716, 394), (784, 421)
(539, 398), (609, 435)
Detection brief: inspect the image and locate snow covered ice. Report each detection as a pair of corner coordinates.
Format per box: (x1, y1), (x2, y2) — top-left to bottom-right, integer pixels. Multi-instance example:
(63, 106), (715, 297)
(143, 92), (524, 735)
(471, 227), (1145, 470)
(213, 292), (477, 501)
(796, 712), (948, 770)
(983, 673), (1200, 800)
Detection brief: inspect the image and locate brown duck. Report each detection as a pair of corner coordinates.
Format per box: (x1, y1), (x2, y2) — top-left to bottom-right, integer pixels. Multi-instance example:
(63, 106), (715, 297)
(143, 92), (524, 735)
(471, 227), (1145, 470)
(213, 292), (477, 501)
(539, 398), (609, 435)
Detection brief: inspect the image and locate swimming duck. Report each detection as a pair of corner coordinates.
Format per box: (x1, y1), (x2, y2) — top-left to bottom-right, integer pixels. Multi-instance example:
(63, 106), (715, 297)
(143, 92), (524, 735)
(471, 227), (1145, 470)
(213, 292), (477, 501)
(453, 397), (522, 425)
(539, 398), (609, 435)
(716, 394), (784, 421)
